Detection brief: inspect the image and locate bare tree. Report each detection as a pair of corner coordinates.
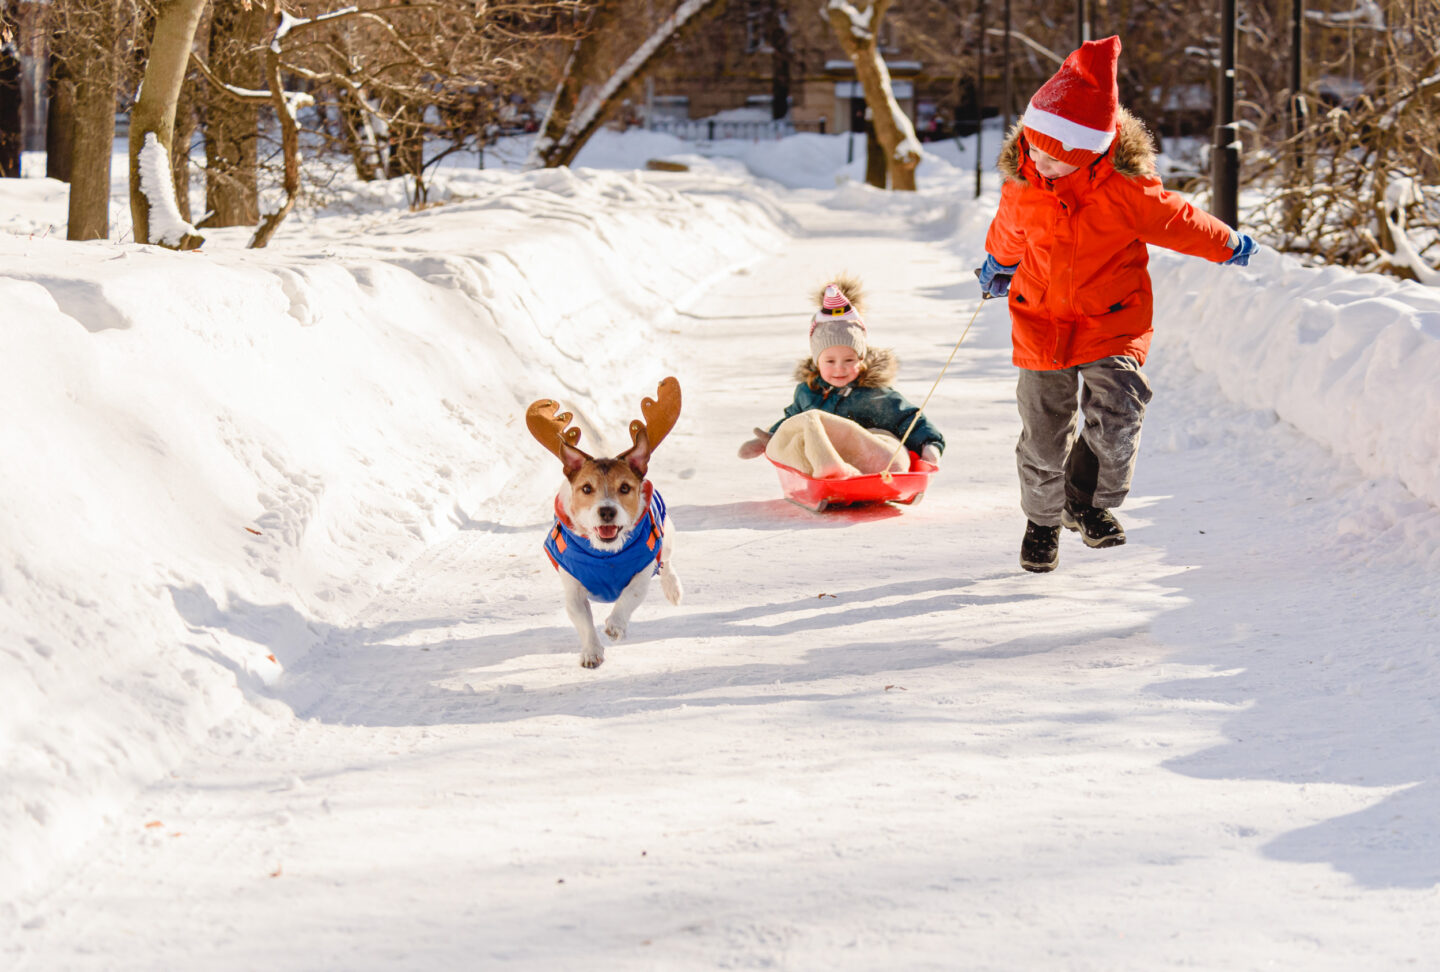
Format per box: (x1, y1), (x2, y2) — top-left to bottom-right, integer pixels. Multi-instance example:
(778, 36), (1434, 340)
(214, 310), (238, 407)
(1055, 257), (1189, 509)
(53, 0), (135, 241)
(1242, 2), (1440, 280)
(532, 0), (724, 169)
(45, 49), (75, 183)
(189, 1), (576, 244)
(825, 0), (920, 190)
(203, 0), (268, 226)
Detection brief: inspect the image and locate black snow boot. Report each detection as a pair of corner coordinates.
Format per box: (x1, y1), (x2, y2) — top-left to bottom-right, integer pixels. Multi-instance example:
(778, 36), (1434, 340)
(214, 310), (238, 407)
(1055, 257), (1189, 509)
(1020, 520), (1061, 573)
(1061, 502), (1126, 548)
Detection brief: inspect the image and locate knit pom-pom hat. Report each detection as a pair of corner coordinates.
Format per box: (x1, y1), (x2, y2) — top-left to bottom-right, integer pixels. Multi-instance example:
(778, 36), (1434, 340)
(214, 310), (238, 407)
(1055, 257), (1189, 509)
(808, 275), (867, 359)
(1022, 35), (1121, 168)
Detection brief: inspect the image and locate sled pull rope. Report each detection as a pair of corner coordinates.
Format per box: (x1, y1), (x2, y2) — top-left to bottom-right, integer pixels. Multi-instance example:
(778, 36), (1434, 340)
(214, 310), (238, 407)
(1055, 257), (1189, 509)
(880, 296), (990, 483)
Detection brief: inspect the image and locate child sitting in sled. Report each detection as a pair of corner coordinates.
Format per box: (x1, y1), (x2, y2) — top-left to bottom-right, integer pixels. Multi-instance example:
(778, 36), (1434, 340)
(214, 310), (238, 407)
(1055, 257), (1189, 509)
(738, 276), (945, 479)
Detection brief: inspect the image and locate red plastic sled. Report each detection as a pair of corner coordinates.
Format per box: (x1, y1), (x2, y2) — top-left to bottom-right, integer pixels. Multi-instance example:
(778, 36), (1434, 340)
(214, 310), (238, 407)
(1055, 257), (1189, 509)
(768, 452), (937, 513)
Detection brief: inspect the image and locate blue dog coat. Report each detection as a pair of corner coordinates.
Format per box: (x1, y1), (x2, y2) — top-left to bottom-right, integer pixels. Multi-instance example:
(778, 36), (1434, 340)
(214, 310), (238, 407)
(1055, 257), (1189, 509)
(544, 485), (666, 603)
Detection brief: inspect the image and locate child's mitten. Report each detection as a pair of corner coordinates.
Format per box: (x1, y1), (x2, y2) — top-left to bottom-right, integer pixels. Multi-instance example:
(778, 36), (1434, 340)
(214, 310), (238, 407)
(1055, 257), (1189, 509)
(921, 443), (942, 466)
(738, 427), (773, 459)
(1222, 232), (1257, 267)
(976, 254), (1020, 298)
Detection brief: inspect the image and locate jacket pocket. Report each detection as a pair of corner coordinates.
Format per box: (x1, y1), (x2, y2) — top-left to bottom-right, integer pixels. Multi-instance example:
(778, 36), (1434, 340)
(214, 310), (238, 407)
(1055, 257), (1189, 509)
(1076, 269), (1145, 318)
(1011, 264), (1047, 308)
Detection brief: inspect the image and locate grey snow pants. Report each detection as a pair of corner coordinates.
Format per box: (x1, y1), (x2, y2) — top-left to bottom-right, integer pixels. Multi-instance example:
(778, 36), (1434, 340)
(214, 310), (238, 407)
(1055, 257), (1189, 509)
(1015, 355), (1154, 526)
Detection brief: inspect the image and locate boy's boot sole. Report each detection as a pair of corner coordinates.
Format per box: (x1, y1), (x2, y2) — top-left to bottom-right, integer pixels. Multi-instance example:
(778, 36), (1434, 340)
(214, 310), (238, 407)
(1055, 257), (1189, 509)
(1060, 508), (1127, 549)
(1020, 555), (1058, 573)
(1020, 522), (1061, 572)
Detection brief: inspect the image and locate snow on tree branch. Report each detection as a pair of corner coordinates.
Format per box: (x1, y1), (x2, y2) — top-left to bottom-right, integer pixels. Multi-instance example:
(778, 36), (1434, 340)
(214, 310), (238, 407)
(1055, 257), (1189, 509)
(827, 1), (875, 42)
(1378, 71), (1440, 131)
(1305, 2), (1386, 30)
(273, 6), (359, 53)
(137, 133), (200, 247)
(1379, 178), (1440, 285)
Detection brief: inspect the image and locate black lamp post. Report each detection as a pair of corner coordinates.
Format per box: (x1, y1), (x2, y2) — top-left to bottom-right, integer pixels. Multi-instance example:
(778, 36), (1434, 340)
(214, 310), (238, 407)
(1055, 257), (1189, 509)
(1002, 0), (1012, 133)
(1210, 0), (1239, 227)
(975, 0), (985, 199)
(1290, 0), (1305, 177)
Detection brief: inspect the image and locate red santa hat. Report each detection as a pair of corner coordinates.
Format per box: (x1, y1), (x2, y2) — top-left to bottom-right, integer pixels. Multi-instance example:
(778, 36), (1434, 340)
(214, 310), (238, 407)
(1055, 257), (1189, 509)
(1022, 35), (1121, 167)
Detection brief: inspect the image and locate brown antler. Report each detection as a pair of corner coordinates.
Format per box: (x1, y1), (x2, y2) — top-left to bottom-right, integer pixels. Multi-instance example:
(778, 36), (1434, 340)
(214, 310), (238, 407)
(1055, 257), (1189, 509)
(526, 398), (585, 460)
(628, 376), (682, 451)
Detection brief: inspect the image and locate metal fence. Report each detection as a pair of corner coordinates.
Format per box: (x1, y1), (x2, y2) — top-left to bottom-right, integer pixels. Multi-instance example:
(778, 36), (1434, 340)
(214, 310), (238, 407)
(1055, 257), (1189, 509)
(647, 118), (826, 141)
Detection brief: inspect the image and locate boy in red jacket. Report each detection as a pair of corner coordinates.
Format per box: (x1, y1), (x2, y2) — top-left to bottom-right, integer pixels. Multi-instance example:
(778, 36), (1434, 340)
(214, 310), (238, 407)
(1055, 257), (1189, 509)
(978, 35), (1256, 572)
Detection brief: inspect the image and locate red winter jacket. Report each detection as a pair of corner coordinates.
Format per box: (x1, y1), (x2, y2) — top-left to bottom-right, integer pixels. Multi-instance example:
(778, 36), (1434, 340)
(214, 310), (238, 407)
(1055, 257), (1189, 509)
(984, 110), (1235, 370)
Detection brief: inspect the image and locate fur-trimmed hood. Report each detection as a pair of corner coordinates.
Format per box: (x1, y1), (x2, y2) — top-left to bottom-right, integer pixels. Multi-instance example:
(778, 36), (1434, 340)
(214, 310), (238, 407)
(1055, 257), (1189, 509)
(792, 346), (898, 388)
(997, 107), (1157, 184)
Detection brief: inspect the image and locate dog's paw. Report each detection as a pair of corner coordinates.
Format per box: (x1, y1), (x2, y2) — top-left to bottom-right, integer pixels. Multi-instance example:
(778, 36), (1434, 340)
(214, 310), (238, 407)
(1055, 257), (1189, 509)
(580, 648), (605, 668)
(661, 571), (683, 606)
(603, 617), (628, 642)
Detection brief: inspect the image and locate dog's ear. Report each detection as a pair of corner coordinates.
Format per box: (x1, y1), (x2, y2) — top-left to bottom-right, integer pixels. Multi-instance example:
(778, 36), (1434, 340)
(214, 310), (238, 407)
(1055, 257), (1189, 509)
(559, 440), (590, 478)
(620, 426), (651, 478)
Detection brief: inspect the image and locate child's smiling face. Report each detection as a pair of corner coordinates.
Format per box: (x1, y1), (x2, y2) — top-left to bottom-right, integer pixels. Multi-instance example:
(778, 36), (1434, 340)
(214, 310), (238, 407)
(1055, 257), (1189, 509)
(1028, 145), (1079, 180)
(817, 346), (862, 387)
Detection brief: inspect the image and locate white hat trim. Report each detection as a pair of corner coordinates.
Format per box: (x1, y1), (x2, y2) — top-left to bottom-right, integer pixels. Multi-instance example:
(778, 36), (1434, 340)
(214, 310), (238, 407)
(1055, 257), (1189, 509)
(1022, 103), (1115, 152)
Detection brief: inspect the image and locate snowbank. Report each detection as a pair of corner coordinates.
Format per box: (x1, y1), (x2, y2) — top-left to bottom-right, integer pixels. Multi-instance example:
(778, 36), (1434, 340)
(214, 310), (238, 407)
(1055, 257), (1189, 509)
(1148, 248), (1440, 510)
(0, 165), (785, 903)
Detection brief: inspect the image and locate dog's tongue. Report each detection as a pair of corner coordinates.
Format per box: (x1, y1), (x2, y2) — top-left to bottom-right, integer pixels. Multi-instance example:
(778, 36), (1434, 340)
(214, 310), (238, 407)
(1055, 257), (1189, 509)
(595, 525), (621, 541)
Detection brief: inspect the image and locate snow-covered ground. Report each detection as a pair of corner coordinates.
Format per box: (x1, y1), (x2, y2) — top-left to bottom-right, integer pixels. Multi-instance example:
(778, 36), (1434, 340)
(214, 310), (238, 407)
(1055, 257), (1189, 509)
(3, 131), (1440, 969)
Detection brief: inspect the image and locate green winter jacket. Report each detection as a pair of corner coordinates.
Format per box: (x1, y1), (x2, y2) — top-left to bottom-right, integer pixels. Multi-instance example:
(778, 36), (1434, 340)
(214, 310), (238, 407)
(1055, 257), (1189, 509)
(768, 348), (945, 455)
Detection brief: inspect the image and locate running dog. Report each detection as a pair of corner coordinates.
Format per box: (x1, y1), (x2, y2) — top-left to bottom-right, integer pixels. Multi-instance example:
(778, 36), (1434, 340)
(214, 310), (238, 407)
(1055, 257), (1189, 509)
(527, 379), (683, 668)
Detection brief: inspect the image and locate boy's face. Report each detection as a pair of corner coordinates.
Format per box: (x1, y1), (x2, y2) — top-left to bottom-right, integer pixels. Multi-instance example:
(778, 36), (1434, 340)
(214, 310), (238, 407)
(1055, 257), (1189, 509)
(817, 346), (862, 387)
(1028, 145), (1079, 180)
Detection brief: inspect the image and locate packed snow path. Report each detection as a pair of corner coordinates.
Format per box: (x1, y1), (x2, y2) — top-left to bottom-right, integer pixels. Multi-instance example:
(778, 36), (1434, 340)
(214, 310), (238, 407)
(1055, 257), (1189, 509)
(13, 199), (1440, 970)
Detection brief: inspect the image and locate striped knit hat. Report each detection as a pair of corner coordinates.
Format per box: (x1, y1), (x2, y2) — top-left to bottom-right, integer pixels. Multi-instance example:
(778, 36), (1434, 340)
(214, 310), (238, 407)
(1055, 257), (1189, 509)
(1022, 35), (1121, 168)
(809, 284), (867, 359)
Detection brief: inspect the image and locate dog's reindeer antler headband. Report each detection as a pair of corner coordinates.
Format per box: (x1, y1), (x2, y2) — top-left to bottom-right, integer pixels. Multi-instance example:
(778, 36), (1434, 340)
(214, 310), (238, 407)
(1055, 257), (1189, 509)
(525, 398), (586, 460)
(628, 376), (682, 451)
(526, 378), (681, 461)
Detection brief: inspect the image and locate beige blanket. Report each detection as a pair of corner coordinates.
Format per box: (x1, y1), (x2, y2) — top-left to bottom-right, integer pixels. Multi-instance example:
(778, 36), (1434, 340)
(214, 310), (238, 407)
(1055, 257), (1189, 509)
(765, 411), (908, 479)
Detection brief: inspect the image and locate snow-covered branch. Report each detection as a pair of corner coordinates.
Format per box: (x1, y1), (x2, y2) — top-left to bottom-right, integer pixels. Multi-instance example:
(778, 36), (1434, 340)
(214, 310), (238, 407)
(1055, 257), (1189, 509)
(1378, 177), (1440, 285)
(272, 6), (359, 53)
(826, 1), (874, 42)
(1305, 1), (1386, 30)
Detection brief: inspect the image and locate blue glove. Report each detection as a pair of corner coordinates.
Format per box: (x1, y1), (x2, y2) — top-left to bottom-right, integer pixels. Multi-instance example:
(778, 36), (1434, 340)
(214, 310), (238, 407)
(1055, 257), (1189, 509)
(1223, 232), (1257, 267)
(975, 254), (1020, 298)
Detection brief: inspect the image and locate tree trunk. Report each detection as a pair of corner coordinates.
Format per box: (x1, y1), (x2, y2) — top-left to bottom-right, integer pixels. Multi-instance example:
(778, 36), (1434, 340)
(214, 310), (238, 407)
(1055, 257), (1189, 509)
(531, 3), (625, 168)
(248, 3), (304, 250)
(826, 0), (921, 191)
(384, 100), (424, 181)
(204, 0), (265, 226)
(129, 0), (206, 249)
(326, 29), (382, 182)
(171, 79), (196, 223)
(46, 54), (74, 183)
(335, 84), (382, 181)
(0, 28), (21, 178)
(865, 116), (886, 188)
(765, 1), (791, 121)
(66, 22), (119, 242)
